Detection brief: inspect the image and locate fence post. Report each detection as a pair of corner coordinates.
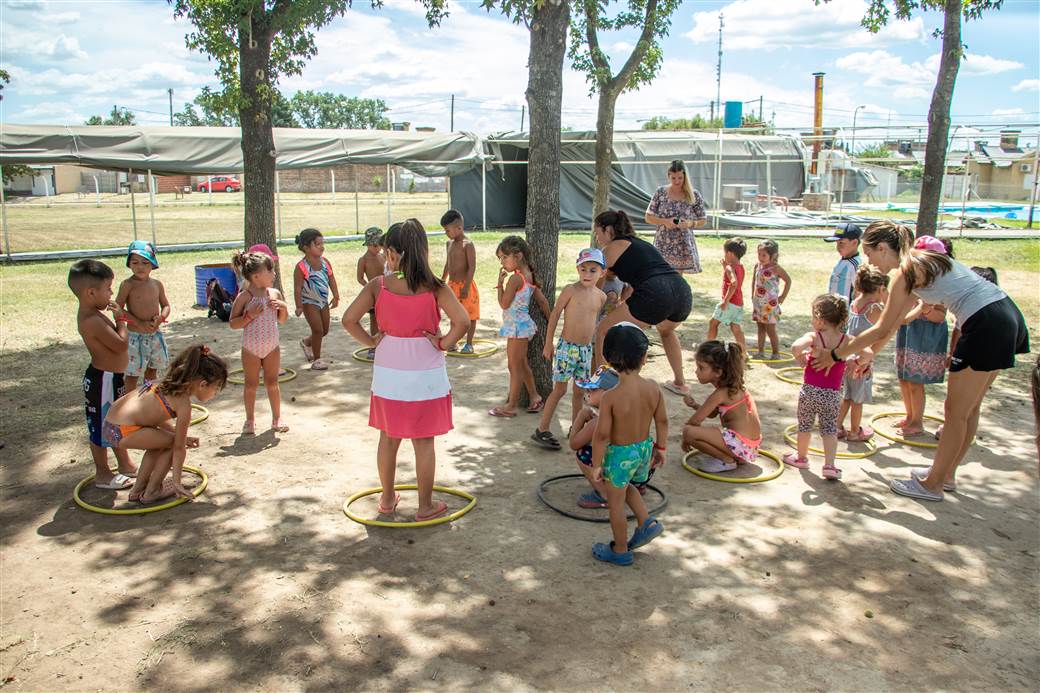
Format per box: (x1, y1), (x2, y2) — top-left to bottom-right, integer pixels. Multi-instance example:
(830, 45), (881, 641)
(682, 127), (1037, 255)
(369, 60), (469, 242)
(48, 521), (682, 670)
(129, 168), (139, 241)
(147, 169), (157, 247)
(207, 176), (213, 206)
(94, 176), (101, 207)
(0, 164), (10, 258)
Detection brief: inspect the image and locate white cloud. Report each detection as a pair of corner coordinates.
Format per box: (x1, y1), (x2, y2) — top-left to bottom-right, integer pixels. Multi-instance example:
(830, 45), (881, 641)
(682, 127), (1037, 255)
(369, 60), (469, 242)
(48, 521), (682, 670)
(835, 49), (1023, 98)
(47, 35), (88, 60)
(686, 0), (924, 51)
(1011, 78), (1039, 92)
(991, 108), (1024, 116)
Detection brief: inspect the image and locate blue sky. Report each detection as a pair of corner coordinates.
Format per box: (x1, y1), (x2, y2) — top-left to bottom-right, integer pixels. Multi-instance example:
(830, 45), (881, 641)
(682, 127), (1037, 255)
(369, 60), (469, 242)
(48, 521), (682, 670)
(2, 0), (1037, 144)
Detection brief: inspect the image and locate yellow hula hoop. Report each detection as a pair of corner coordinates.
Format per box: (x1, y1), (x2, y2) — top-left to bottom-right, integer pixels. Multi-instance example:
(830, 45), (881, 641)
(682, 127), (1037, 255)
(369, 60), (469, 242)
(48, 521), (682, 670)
(227, 367), (297, 385)
(73, 465), (209, 515)
(342, 484), (477, 528)
(446, 339), (499, 359)
(681, 449), (784, 484)
(782, 423), (878, 459)
(748, 351), (795, 365)
(870, 411), (970, 450)
(774, 366), (803, 385)
(190, 403), (209, 426)
(351, 347), (375, 364)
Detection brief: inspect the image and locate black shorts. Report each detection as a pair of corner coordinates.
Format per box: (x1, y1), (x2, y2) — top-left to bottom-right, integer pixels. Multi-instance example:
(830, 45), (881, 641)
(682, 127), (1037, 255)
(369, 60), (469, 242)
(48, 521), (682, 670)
(627, 274), (692, 325)
(951, 296), (1030, 372)
(83, 365), (126, 448)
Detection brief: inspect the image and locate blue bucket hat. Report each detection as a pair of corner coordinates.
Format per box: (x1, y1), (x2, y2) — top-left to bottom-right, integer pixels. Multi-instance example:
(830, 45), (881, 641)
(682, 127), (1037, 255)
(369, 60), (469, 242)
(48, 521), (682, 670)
(127, 240), (158, 269)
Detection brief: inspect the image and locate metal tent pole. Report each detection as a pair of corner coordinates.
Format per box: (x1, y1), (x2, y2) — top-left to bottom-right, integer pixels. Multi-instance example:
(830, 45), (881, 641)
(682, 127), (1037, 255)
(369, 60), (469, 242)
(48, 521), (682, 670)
(147, 169), (157, 246)
(386, 164), (392, 227)
(713, 128), (723, 234)
(765, 153), (773, 211)
(354, 167), (361, 232)
(275, 170), (282, 243)
(0, 165), (10, 258)
(330, 169), (336, 203)
(207, 176), (213, 205)
(481, 160), (487, 231)
(129, 168), (139, 240)
(1027, 133), (1039, 230)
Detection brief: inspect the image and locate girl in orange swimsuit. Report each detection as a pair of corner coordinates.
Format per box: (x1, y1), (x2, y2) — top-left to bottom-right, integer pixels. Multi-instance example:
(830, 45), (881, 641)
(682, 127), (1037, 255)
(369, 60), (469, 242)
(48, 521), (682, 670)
(103, 345), (228, 504)
(681, 340), (763, 474)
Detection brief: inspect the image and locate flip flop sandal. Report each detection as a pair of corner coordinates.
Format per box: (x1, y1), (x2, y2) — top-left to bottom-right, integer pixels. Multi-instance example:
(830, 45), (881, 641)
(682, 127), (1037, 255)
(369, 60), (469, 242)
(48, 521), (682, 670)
(271, 420), (290, 433)
(300, 338), (314, 362)
(661, 381), (690, 396)
(890, 476), (944, 502)
(488, 407), (517, 418)
(94, 473), (134, 490)
(530, 429), (561, 450)
(526, 400), (545, 413)
(821, 463), (842, 480)
(628, 517), (664, 551)
(415, 500), (448, 522)
(592, 541), (633, 566)
(577, 491), (608, 509)
(911, 467), (956, 492)
(377, 492), (402, 515)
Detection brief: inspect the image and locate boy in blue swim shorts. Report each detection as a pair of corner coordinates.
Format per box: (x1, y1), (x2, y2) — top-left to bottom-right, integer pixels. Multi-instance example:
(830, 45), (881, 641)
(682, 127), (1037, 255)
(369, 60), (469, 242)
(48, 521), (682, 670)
(115, 240), (170, 392)
(590, 322), (668, 566)
(531, 248), (606, 450)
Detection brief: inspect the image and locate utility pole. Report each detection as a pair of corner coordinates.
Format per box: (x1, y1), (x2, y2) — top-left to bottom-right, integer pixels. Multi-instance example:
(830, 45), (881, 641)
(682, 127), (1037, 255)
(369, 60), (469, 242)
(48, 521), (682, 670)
(168, 88), (173, 126)
(450, 94), (455, 132)
(715, 12), (724, 124)
(759, 95), (763, 123)
(520, 105), (525, 132)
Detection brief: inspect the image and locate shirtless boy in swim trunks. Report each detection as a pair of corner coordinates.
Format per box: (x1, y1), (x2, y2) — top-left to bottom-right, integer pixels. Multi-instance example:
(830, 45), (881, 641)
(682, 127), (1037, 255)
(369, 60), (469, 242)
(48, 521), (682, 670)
(356, 227), (386, 359)
(115, 241), (171, 392)
(69, 259), (138, 489)
(590, 322), (668, 566)
(440, 209), (479, 353)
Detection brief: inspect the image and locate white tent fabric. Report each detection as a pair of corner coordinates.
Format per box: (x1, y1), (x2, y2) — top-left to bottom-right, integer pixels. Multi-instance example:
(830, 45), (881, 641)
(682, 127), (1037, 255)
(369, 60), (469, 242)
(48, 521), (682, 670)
(0, 125), (488, 177)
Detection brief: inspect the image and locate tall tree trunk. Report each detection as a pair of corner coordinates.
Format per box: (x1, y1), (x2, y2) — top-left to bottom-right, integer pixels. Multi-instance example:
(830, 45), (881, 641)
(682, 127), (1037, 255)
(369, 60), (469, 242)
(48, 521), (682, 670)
(238, 17), (281, 286)
(591, 87), (619, 218)
(916, 0), (962, 238)
(524, 0), (570, 399)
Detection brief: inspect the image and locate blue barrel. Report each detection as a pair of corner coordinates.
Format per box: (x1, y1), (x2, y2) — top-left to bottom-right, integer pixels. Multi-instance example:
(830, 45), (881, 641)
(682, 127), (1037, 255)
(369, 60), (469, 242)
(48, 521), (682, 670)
(724, 100), (743, 128)
(194, 263), (238, 306)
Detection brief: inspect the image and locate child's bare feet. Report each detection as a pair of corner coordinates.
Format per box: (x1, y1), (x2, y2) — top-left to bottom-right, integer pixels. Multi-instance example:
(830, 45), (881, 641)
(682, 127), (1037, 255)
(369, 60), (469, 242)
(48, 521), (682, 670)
(140, 480), (177, 504)
(900, 425), (926, 436)
(242, 420), (255, 435)
(272, 418), (289, 433)
(682, 394), (699, 409)
(893, 417), (909, 428)
(770, 352), (783, 360)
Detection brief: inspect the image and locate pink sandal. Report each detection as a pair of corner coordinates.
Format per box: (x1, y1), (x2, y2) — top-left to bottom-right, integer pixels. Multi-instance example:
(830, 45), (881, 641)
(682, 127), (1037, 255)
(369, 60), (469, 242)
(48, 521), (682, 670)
(821, 463), (842, 480)
(782, 453), (809, 469)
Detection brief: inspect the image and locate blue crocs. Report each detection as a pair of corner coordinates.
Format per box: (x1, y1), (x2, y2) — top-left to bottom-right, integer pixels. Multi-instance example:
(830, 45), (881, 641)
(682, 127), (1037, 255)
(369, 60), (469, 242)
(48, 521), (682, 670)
(627, 517), (664, 550)
(592, 541), (633, 566)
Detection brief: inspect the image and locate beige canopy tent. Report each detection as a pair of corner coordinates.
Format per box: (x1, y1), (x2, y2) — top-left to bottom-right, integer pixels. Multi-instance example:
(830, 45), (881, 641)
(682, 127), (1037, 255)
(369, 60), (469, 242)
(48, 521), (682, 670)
(0, 124), (487, 176)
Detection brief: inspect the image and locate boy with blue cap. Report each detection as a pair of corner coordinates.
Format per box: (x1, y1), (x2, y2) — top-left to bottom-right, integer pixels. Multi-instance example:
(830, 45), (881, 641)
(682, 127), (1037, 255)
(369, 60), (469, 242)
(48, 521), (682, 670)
(531, 248), (607, 450)
(824, 222), (862, 303)
(115, 240), (170, 392)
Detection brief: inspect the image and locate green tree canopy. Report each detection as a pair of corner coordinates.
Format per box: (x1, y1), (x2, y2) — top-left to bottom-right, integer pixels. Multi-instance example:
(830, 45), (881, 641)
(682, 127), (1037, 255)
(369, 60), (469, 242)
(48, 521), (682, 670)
(642, 115), (721, 130)
(289, 91), (390, 129)
(85, 106), (137, 126)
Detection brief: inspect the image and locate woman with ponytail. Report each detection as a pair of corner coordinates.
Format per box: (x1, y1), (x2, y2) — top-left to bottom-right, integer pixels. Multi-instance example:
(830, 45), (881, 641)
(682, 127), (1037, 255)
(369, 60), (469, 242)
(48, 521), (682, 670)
(594, 209), (694, 395)
(341, 219), (471, 521)
(815, 221), (1030, 501)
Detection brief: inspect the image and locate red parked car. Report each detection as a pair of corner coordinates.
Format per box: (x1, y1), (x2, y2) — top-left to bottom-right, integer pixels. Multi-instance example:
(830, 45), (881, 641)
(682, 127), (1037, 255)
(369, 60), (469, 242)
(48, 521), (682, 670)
(198, 176), (242, 193)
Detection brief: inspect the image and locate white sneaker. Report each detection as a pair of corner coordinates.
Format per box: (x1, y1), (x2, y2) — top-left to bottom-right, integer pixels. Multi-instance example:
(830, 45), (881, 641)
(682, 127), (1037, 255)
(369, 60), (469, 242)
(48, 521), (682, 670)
(697, 457), (737, 473)
(311, 358), (329, 371)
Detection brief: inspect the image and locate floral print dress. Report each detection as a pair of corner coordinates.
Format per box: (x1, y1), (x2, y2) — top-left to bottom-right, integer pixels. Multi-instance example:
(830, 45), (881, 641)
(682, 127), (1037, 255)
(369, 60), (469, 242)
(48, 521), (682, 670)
(752, 263), (782, 324)
(646, 185), (705, 273)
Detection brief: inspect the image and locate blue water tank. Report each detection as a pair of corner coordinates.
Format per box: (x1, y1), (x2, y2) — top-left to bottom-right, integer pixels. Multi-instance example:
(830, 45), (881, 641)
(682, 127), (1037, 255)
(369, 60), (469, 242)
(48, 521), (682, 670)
(194, 263), (238, 306)
(724, 101), (743, 128)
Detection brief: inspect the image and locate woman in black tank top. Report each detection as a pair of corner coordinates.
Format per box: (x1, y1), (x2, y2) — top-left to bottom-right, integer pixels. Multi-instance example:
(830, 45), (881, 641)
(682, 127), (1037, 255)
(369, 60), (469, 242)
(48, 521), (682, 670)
(594, 210), (694, 395)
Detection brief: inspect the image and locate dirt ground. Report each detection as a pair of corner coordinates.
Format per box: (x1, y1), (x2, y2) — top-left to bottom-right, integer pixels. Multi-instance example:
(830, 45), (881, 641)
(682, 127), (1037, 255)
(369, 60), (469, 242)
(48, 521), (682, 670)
(1, 238), (1038, 691)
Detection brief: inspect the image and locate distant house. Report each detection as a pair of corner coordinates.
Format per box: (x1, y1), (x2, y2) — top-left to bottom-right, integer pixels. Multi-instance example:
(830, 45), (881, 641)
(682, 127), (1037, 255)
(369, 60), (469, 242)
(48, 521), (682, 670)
(3, 164), (190, 196)
(964, 130), (1038, 201)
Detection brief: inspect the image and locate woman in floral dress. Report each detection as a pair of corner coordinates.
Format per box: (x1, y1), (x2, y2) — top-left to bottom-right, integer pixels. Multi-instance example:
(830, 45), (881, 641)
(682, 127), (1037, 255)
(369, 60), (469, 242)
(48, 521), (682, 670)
(645, 160), (707, 274)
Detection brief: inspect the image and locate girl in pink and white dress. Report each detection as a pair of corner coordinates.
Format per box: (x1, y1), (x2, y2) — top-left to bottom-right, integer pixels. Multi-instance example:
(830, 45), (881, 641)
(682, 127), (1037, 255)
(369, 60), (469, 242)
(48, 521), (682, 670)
(342, 219), (470, 522)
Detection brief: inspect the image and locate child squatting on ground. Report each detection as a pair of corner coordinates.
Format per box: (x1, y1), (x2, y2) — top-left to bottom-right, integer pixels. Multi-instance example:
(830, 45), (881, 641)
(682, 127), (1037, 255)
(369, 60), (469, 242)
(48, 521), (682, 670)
(837, 264), (890, 441)
(681, 341), (763, 474)
(707, 237), (748, 354)
(341, 219), (470, 521)
(115, 240), (171, 393)
(532, 248), (607, 450)
(230, 248), (290, 435)
(103, 345), (227, 503)
(590, 322), (668, 566)
(750, 239), (791, 359)
(489, 235), (551, 418)
(69, 259), (139, 490)
(784, 294), (850, 480)
(440, 209), (480, 353)
(293, 228), (340, 371)
(356, 227), (387, 360)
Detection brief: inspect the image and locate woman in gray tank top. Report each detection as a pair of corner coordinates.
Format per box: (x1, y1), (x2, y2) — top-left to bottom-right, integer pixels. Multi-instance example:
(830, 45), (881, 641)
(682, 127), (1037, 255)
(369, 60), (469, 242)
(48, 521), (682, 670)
(813, 222), (1029, 503)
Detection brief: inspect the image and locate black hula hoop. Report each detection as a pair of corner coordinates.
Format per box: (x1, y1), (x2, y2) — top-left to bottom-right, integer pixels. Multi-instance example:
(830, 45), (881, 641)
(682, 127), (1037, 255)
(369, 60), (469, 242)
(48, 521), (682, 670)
(536, 473), (667, 523)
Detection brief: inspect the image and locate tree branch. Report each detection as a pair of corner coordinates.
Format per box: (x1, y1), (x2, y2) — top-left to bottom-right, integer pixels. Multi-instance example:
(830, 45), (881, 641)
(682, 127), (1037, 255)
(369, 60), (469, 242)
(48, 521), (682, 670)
(583, 0), (610, 76)
(612, 0), (659, 91)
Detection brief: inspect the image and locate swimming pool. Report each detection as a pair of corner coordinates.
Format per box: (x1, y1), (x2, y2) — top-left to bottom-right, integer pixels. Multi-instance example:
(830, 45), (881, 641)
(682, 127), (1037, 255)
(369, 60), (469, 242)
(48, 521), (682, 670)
(886, 203), (1030, 219)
